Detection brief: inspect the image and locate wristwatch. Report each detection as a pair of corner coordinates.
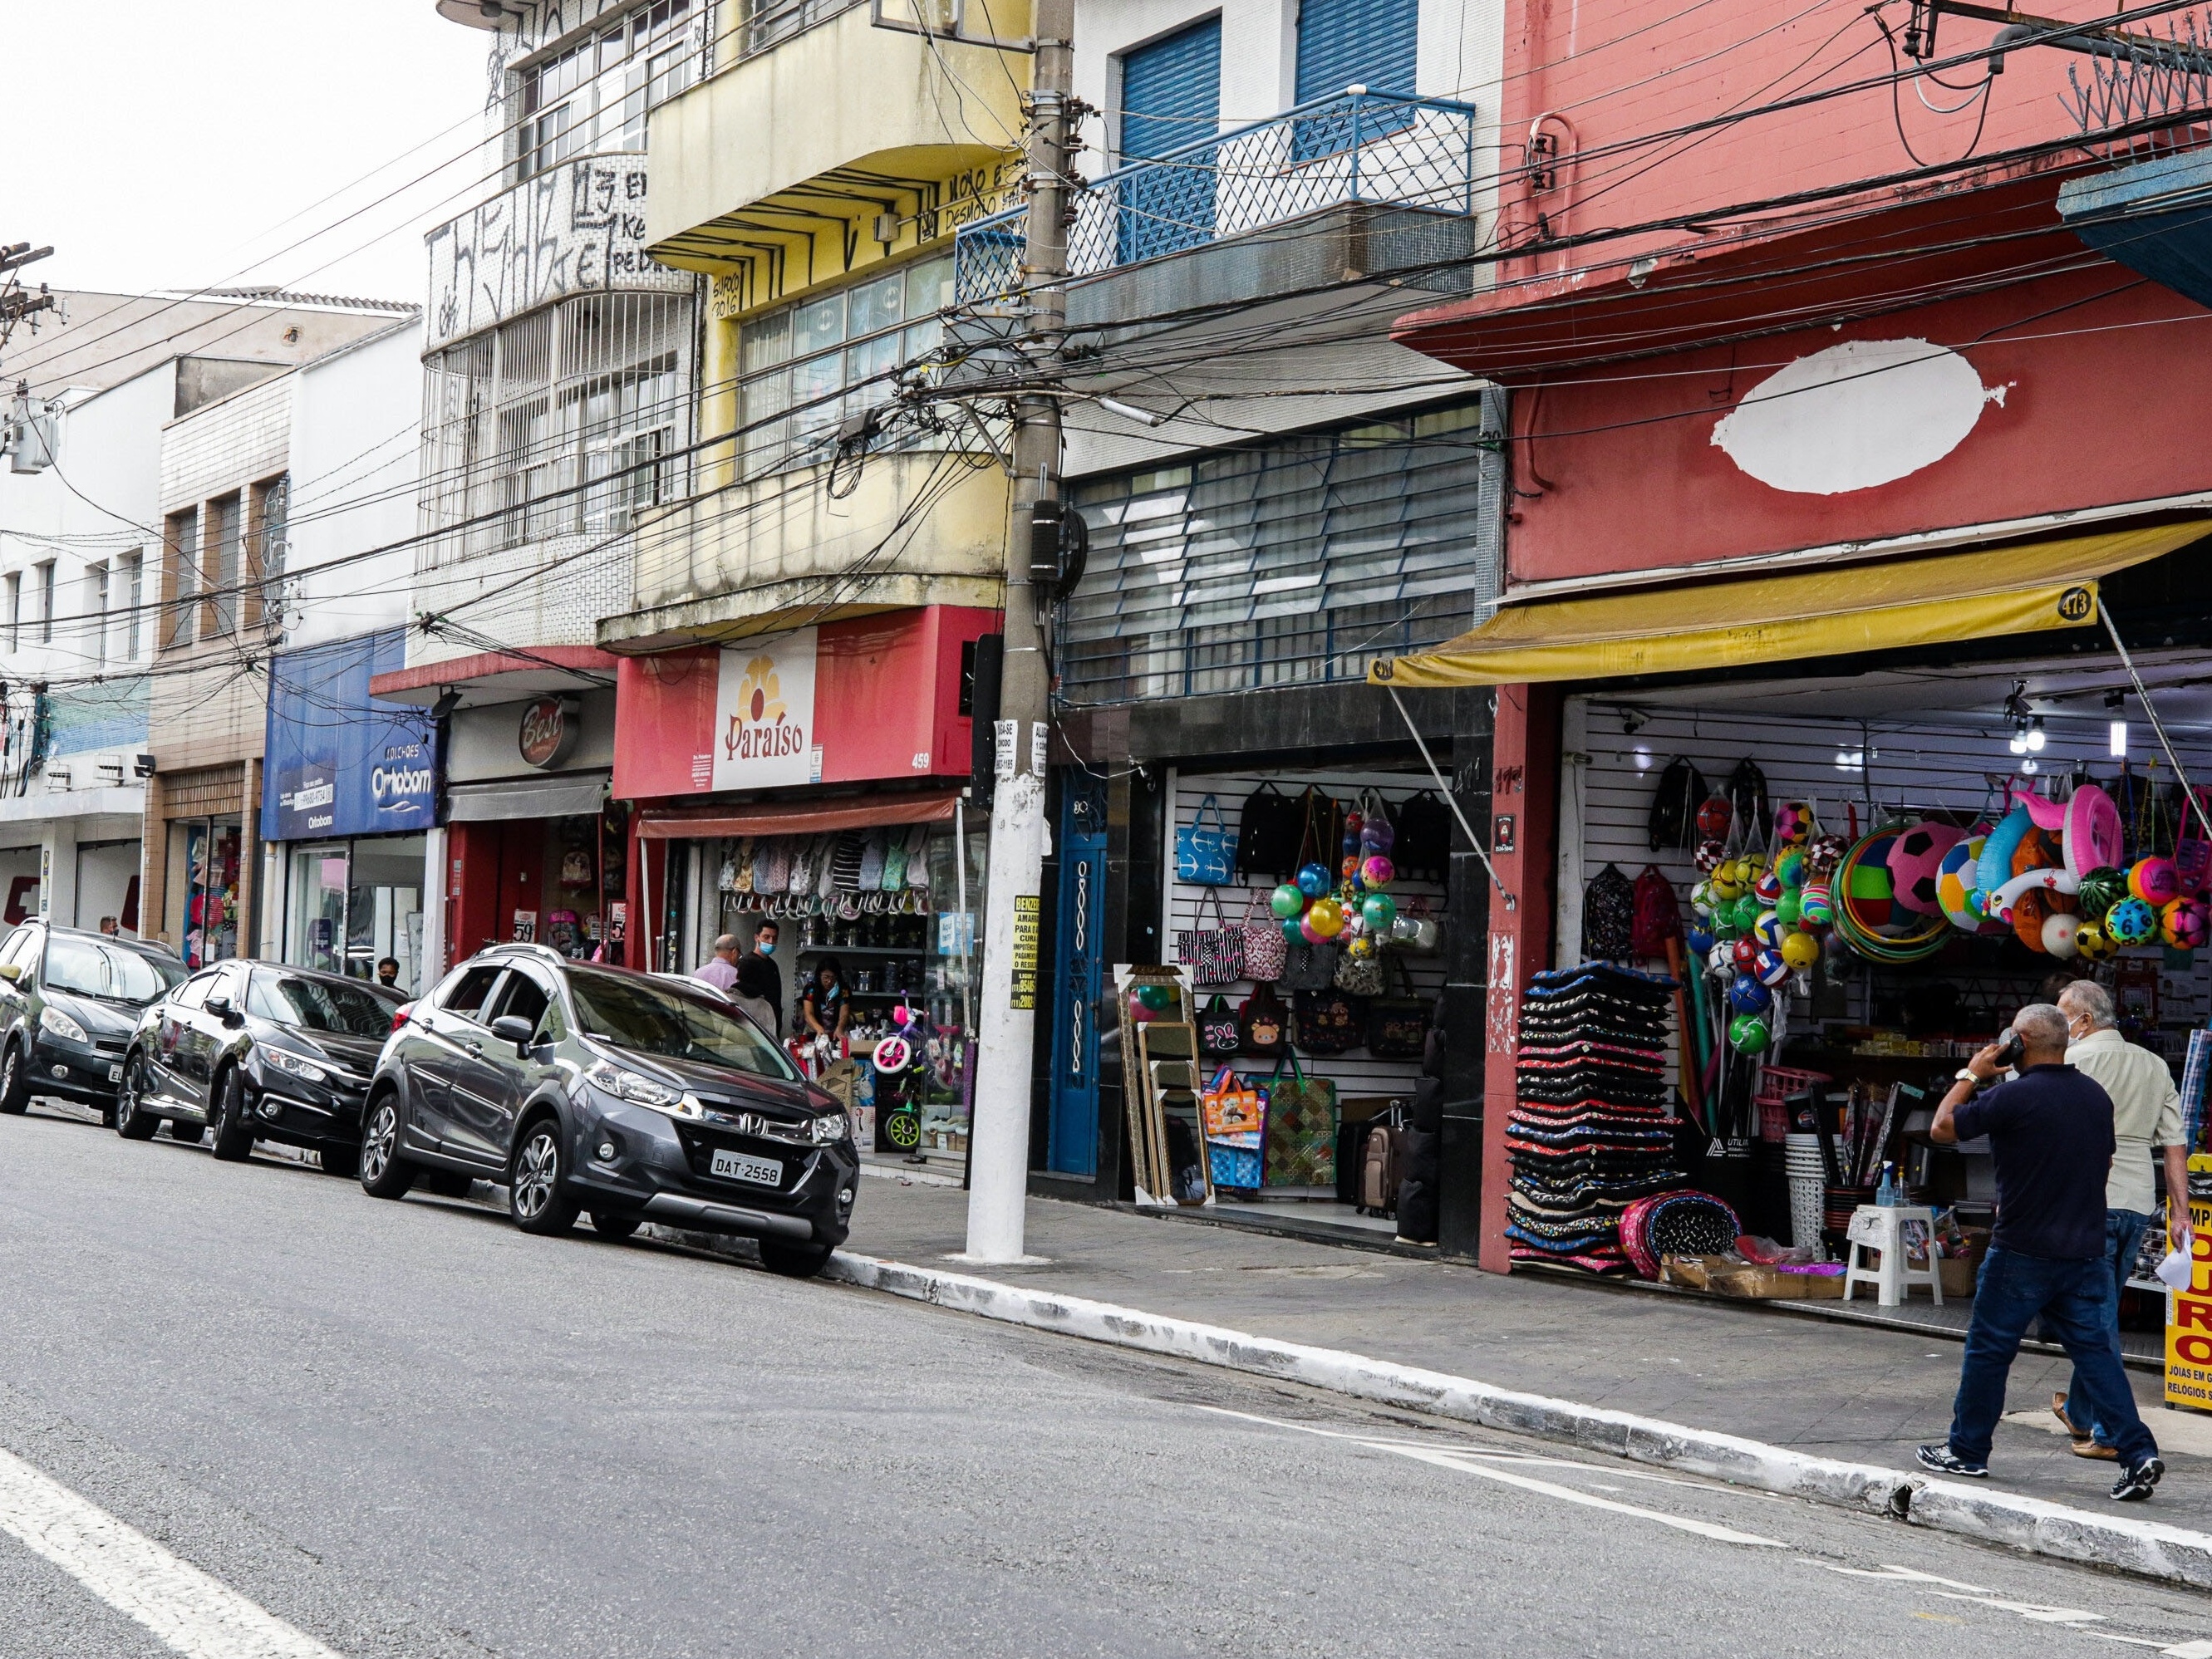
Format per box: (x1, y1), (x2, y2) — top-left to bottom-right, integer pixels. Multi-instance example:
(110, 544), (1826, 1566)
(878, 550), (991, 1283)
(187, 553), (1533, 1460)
(1954, 1068), (1983, 1087)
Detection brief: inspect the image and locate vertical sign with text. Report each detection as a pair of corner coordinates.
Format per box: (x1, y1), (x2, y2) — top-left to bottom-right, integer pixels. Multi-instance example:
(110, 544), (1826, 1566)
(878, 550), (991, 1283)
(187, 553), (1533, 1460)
(1010, 895), (1041, 1010)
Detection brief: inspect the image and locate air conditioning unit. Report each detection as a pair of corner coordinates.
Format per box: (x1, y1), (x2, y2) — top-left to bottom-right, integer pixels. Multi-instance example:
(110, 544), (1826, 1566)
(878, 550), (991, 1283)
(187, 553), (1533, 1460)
(43, 764), (70, 792)
(94, 754), (124, 786)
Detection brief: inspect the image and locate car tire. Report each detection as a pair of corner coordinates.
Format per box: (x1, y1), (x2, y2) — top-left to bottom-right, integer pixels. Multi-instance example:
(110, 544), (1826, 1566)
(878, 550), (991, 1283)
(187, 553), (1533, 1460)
(590, 1211), (641, 1240)
(318, 1142), (360, 1179)
(115, 1055), (158, 1141)
(509, 1120), (578, 1236)
(758, 1239), (835, 1279)
(170, 1120), (205, 1146)
(208, 1068), (254, 1162)
(0, 1041), (29, 1116)
(358, 1096), (415, 1200)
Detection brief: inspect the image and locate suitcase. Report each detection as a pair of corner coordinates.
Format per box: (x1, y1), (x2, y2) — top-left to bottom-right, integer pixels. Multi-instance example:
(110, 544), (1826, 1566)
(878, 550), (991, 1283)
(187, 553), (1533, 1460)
(1360, 1124), (1408, 1215)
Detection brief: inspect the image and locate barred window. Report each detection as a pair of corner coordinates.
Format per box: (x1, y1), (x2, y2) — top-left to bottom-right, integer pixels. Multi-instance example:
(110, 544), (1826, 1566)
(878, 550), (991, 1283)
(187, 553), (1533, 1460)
(419, 292), (694, 560)
(1061, 399), (1504, 704)
(519, 0), (704, 181)
(735, 253), (954, 475)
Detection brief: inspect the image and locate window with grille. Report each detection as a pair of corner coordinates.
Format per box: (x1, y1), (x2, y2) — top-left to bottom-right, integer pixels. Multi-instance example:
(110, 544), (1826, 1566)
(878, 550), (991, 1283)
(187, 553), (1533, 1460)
(735, 253), (955, 476)
(419, 292), (694, 559)
(1062, 399), (1504, 704)
(120, 551), (144, 660)
(205, 494), (240, 638)
(519, 0), (704, 182)
(86, 562), (109, 667)
(33, 561), (53, 645)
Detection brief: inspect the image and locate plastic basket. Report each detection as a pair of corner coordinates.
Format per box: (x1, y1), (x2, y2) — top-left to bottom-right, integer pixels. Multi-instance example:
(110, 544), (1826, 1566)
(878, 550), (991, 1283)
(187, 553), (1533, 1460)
(1753, 1064), (1831, 1106)
(1208, 1141), (1261, 1192)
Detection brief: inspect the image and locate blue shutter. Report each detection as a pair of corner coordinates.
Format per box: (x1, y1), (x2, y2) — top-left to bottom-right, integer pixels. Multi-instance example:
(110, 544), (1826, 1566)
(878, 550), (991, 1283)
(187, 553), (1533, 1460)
(1295, 0), (1418, 101)
(1116, 19), (1222, 263)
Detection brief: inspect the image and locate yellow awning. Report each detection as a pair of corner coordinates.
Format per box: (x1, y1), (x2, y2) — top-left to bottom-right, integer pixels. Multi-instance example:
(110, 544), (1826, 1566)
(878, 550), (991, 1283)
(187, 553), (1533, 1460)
(1370, 521), (2212, 688)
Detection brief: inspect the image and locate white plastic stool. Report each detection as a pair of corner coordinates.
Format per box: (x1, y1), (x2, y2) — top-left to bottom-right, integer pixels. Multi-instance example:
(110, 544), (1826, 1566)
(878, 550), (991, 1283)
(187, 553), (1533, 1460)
(1841, 1205), (1943, 1307)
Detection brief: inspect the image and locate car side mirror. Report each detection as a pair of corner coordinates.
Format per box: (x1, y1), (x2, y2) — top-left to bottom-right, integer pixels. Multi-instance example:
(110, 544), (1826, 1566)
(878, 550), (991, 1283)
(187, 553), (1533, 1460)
(205, 994), (241, 1025)
(489, 1014), (535, 1053)
(0, 963), (22, 983)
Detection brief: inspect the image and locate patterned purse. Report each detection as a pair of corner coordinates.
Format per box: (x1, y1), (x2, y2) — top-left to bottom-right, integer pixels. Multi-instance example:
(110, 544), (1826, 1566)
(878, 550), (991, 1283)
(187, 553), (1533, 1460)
(1240, 889), (1286, 983)
(1174, 890), (1246, 988)
(1197, 996), (1243, 1058)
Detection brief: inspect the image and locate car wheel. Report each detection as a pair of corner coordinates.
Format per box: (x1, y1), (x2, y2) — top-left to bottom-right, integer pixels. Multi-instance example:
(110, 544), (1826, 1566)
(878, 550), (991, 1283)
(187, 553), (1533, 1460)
(0, 1041), (29, 1116)
(208, 1068), (254, 1162)
(758, 1239), (835, 1279)
(508, 1121), (578, 1236)
(318, 1141), (360, 1179)
(590, 1211), (640, 1240)
(169, 1120), (205, 1146)
(115, 1056), (157, 1141)
(358, 1096), (415, 1200)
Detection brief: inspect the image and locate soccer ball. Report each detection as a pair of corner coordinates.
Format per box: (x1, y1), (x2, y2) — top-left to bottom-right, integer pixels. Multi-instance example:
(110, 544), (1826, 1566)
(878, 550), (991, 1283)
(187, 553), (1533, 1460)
(2073, 922), (2117, 963)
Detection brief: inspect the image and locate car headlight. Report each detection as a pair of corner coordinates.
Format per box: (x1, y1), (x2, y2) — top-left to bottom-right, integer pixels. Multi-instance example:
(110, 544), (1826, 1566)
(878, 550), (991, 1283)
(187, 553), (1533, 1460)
(809, 1112), (852, 1145)
(262, 1047), (328, 1085)
(587, 1061), (702, 1119)
(38, 1007), (87, 1044)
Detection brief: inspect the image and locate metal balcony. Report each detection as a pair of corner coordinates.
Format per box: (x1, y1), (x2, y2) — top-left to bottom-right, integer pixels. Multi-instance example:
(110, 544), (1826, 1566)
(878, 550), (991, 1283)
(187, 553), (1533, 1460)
(954, 90), (1480, 303)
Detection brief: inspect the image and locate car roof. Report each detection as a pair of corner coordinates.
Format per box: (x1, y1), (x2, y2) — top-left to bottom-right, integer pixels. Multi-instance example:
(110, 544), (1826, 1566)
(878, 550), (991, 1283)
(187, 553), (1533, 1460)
(242, 960), (405, 1003)
(37, 923), (180, 960)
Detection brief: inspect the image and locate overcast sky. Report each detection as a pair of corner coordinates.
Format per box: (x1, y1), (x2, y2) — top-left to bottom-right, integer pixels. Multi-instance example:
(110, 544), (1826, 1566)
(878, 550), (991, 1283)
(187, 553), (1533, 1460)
(0, 2), (490, 304)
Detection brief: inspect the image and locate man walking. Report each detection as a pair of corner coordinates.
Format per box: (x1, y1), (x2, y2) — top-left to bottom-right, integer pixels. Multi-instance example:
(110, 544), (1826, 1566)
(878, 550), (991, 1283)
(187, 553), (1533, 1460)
(2054, 979), (2187, 1460)
(1918, 1004), (2164, 1501)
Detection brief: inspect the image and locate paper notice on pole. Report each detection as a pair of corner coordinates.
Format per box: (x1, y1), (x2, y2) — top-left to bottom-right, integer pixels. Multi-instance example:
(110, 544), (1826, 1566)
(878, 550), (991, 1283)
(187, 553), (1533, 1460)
(1010, 895), (1040, 1009)
(1030, 720), (1048, 776)
(995, 719), (1018, 781)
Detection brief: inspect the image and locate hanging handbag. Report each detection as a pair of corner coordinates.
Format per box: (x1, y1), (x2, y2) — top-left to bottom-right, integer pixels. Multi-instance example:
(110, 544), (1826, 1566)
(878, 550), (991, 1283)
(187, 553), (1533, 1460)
(1333, 942), (1385, 997)
(1234, 783), (1300, 881)
(1399, 894), (1442, 955)
(1198, 995), (1243, 1058)
(904, 822), (933, 889)
(1173, 890), (1246, 988)
(1238, 982), (1288, 1057)
(753, 837), (791, 896)
(858, 829), (888, 890)
(1293, 985), (1363, 1056)
(1239, 890), (1286, 983)
(1262, 1052), (1336, 1187)
(881, 831), (909, 890)
(732, 837), (756, 895)
(785, 836), (816, 896)
(1278, 939), (1339, 993)
(1176, 793), (1234, 886)
(830, 831), (866, 893)
(1392, 789), (1451, 883)
(1364, 956), (1432, 1060)
(815, 834), (842, 899)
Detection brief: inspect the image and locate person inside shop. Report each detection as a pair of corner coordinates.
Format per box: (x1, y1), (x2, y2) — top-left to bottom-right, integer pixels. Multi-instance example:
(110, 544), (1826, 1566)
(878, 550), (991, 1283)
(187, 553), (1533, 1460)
(692, 934), (742, 995)
(801, 955), (850, 1045)
(2051, 979), (2188, 1461)
(1918, 1004), (2165, 1502)
(97, 917), (118, 936)
(745, 920), (784, 1034)
(376, 957), (401, 990)
(731, 954), (779, 1037)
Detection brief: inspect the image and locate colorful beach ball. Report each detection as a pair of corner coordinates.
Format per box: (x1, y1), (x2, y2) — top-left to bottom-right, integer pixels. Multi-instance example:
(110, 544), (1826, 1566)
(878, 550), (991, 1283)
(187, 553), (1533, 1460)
(1772, 847), (1807, 890)
(1799, 881), (1834, 928)
(1841, 835), (1899, 930)
(2130, 857), (2183, 909)
(1752, 868), (1784, 906)
(2073, 921), (2118, 963)
(2163, 898), (2210, 950)
(1755, 947), (1791, 987)
(2106, 896), (2158, 946)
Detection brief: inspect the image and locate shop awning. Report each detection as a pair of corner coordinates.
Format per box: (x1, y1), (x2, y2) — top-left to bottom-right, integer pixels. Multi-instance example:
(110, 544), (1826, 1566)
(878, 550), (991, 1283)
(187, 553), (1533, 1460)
(1369, 520), (2212, 689)
(635, 790), (966, 841)
(446, 775), (610, 823)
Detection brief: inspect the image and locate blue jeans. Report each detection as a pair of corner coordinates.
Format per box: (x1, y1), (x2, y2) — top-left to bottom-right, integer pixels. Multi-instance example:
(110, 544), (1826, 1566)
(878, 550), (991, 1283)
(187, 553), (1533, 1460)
(2062, 1208), (2151, 1446)
(1949, 1243), (2157, 1469)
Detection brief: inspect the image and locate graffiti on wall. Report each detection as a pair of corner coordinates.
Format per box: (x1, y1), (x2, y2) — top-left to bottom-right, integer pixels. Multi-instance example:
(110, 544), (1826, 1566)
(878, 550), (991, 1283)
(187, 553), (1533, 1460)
(426, 159), (689, 350)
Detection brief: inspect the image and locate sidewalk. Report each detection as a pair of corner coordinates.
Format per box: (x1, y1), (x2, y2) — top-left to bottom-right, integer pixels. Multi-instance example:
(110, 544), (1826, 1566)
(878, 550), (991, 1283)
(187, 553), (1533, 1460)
(841, 1176), (2212, 1534)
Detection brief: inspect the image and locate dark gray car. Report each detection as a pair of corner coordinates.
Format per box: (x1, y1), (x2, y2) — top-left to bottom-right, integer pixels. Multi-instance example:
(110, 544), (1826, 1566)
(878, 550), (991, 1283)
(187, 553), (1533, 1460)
(361, 944), (858, 1276)
(0, 923), (186, 1125)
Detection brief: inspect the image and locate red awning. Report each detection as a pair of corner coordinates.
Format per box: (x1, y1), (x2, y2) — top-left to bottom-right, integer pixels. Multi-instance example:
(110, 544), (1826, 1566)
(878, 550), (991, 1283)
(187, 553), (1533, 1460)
(369, 645), (622, 706)
(634, 790), (965, 840)
(1390, 170), (2087, 381)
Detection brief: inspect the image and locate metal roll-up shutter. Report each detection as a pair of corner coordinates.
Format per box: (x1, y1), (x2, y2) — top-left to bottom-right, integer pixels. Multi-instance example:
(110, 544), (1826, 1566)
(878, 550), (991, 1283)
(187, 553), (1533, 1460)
(1295, 0), (1419, 101)
(1117, 17), (1222, 263)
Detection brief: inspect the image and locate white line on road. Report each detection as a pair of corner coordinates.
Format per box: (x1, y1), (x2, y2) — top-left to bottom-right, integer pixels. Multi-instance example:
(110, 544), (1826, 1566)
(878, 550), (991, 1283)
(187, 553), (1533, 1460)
(0, 1445), (338, 1659)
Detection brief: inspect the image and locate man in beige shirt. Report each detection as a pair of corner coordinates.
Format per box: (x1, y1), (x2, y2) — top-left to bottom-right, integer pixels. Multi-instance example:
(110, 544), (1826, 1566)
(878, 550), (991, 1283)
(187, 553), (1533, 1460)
(2052, 980), (2187, 1459)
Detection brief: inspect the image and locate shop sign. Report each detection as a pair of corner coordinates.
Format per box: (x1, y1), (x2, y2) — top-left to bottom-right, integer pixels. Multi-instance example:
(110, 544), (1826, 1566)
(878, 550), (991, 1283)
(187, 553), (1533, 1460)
(519, 698), (581, 770)
(264, 630), (438, 842)
(2166, 1156), (2212, 1413)
(712, 628), (819, 792)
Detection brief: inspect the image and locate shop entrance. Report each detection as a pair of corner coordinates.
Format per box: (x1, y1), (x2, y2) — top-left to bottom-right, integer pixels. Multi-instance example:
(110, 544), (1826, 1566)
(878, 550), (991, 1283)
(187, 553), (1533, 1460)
(167, 817), (242, 968)
(445, 807), (624, 968)
(283, 836), (427, 995)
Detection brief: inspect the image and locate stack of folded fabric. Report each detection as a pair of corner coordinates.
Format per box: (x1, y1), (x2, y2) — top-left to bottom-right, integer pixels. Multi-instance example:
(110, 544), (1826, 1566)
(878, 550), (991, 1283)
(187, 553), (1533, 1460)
(1507, 962), (1686, 1274)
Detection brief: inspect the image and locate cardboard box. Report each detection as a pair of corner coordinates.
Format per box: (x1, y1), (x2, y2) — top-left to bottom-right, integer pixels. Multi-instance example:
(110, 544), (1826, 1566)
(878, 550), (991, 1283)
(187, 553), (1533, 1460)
(1662, 1255), (1843, 1298)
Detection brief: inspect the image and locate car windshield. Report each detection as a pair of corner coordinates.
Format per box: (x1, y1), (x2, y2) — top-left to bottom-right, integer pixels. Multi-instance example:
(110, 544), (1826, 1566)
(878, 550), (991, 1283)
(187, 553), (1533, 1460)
(566, 968), (797, 1080)
(248, 972), (396, 1037)
(44, 938), (186, 1005)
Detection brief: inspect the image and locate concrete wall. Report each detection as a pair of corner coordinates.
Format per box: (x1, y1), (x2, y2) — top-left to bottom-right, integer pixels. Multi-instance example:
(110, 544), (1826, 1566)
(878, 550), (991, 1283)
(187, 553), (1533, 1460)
(287, 324), (422, 650)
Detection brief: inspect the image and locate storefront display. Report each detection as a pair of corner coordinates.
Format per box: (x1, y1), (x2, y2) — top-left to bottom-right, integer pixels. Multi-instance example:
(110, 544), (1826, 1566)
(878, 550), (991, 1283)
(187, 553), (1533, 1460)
(173, 817), (241, 968)
(283, 837), (427, 993)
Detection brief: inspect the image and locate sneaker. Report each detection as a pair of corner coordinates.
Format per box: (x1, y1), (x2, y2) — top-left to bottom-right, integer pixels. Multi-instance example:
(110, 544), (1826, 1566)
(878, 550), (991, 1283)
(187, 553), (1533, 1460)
(2112, 1457), (2165, 1502)
(1916, 1443), (1989, 1479)
(2070, 1438), (2120, 1461)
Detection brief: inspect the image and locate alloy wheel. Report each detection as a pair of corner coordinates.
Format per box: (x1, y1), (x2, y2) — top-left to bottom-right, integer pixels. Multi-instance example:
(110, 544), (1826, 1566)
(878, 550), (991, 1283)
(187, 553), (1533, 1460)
(362, 1102), (396, 1185)
(513, 1128), (559, 1221)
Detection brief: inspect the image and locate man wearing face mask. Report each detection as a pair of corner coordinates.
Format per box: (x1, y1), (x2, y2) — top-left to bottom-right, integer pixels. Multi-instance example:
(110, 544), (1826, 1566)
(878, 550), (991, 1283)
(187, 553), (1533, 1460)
(744, 919), (784, 1037)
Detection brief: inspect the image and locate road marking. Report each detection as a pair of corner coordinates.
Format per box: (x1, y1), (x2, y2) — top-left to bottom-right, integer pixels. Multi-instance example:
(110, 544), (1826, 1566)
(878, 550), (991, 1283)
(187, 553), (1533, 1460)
(0, 1445), (337, 1658)
(1196, 1406), (1783, 1549)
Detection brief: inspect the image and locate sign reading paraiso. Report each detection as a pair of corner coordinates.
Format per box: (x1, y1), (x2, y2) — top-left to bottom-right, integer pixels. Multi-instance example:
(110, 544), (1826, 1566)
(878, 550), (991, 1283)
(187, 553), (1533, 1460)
(713, 627), (821, 791)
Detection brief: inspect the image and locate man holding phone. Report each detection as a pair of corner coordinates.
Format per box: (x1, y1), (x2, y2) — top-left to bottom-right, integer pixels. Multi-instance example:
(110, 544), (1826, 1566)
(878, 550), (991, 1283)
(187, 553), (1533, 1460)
(1917, 1004), (2165, 1502)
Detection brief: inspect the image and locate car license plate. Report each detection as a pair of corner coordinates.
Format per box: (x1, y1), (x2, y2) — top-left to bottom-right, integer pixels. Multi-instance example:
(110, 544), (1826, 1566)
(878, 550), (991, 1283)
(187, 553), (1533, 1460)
(107, 1064), (122, 1082)
(710, 1147), (781, 1188)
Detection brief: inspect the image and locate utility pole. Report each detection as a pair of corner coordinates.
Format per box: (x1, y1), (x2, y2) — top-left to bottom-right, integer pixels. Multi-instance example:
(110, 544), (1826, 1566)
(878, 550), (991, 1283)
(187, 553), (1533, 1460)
(962, 0), (1076, 1264)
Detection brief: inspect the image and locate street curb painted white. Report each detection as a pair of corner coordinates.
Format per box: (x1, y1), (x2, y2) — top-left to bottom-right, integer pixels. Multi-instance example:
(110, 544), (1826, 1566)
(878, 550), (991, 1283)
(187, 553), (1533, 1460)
(823, 1249), (2212, 1589)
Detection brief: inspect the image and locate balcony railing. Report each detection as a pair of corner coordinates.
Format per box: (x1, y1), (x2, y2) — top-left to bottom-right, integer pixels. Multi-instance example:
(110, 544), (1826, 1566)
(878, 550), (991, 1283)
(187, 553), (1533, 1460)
(955, 90), (1480, 303)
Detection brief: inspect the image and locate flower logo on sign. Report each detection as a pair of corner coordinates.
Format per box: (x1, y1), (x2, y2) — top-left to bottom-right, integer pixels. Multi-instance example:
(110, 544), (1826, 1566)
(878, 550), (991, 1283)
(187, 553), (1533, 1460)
(725, 654), (806, 763)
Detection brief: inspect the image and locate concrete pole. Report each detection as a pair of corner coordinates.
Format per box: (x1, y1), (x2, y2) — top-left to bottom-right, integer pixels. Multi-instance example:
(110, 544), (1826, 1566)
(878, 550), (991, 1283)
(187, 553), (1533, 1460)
(961, 0), (1075, 1265)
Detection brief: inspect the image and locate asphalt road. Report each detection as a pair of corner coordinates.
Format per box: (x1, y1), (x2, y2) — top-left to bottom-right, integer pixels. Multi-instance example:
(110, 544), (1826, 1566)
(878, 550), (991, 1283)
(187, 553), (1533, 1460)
(2, 1101), (2210, 1658)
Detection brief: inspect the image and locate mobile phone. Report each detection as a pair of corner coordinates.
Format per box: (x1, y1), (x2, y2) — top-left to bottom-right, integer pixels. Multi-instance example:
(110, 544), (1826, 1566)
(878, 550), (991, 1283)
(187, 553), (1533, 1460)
(1996, 1028), (2025, 1068)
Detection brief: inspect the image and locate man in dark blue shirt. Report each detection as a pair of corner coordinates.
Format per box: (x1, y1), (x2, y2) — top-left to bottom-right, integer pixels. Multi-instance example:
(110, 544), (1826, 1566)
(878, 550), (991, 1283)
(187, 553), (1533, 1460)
(1917, 1004), (2163, 1500)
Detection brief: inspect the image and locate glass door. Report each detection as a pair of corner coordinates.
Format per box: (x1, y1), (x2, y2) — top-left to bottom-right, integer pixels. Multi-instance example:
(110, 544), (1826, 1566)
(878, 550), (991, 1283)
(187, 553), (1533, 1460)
(287, 844), (349, 974)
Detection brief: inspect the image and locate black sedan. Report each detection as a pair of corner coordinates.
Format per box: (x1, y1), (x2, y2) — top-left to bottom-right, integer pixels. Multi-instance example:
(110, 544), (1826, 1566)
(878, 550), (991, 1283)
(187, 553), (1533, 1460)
(119, 960), (402, 1175)
(0, 922), (186, 1123)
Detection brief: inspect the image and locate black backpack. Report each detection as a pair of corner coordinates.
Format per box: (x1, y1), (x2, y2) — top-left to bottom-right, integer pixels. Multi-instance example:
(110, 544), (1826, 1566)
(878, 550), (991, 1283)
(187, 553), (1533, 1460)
(1649, 756), (1708, 852)
(1234, 784), (1301, 881)
(1392, 790), (1452, 883)
(1726, 758), (1771, 843)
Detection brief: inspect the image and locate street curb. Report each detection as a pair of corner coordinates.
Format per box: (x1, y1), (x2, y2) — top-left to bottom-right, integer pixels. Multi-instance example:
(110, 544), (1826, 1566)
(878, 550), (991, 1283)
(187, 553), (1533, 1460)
(823, 1249), (2212, 1589)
